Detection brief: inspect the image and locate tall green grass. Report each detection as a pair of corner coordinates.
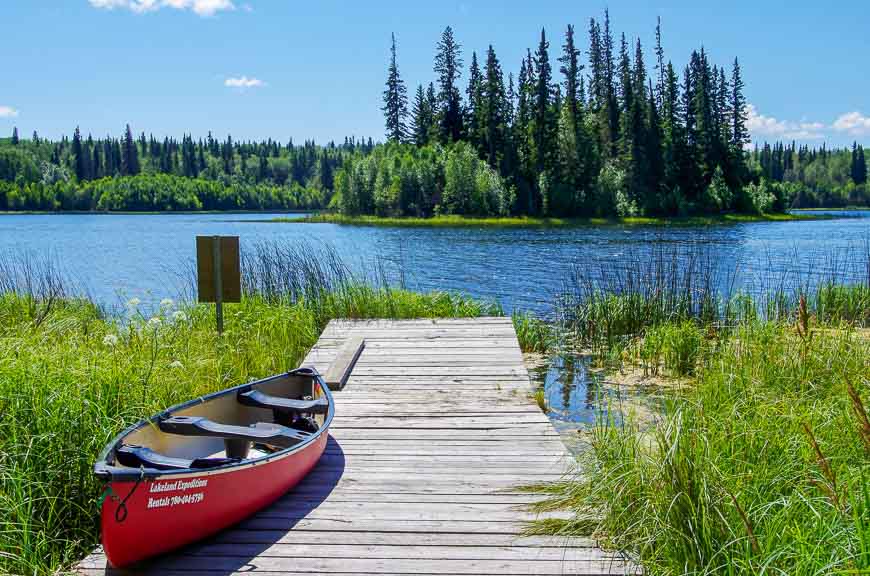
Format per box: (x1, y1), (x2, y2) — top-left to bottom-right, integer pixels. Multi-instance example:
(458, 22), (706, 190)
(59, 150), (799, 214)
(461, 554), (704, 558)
(527, 318), (870, 574)
(562, 243), (870, 358)
(0, 247), (499, 575)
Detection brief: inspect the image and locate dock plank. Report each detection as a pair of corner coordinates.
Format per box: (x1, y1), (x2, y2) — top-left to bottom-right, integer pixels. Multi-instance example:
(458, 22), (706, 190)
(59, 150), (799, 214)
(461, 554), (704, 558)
(76, 317), (635, 575)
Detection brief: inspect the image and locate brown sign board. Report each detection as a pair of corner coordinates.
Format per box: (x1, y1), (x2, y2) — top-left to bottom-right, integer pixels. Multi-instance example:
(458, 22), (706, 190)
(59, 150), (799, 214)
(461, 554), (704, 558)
(196, 236), (241, 303)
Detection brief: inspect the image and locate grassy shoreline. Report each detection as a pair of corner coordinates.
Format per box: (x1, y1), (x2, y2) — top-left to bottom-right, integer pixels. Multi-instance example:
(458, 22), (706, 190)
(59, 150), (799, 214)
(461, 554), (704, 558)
(272, 212), (827, 228)
(2, 243), (868, 575)
(0, 288), (503, 575)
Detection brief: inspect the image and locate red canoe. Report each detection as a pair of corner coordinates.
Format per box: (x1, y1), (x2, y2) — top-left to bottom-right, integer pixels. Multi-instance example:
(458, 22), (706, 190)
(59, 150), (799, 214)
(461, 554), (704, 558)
(93, 367), (334, 568)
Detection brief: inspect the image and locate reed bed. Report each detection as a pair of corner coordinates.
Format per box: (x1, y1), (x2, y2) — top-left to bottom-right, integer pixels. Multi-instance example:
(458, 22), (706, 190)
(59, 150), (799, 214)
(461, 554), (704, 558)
(560, 242), (870, 357)
(0, 247), (497, 576)
(527, 320), (870, 575)
(526, 244), (870, 575)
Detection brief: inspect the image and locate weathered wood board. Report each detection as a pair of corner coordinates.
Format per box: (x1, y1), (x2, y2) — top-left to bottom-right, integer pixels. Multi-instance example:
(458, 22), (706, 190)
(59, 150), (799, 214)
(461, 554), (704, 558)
(77, 317), (636, 575)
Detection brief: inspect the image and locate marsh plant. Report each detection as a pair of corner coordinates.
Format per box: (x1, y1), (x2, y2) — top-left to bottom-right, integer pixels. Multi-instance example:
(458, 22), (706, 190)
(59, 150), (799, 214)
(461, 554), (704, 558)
(527, 320), (870, 574)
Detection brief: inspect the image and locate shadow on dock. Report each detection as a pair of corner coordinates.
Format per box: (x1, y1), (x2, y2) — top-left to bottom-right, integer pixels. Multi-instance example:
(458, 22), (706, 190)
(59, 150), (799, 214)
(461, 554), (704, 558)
(99, 436), (345, 575)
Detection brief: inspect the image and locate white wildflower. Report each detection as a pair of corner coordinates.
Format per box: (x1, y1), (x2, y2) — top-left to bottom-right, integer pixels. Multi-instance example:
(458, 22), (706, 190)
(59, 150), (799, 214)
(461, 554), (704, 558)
(147, 317), (162, 327)
(127, 297), (141, 307)
(102, 334), (119, 347)
(160, 298), (175, 309)
(168, 360), (184, 369)
(172, 310), (188, 322)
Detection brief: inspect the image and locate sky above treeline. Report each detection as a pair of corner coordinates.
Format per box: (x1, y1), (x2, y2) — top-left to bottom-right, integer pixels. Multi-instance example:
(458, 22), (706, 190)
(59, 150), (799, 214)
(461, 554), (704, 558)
(1, 0), (868, 148)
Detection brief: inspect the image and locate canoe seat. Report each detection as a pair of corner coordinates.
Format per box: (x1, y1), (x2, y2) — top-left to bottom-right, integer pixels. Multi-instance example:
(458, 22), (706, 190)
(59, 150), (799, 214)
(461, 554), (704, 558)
(159, 416), (311, 450)
(238, 389), (328, 415)
(116, 445), (237, 471)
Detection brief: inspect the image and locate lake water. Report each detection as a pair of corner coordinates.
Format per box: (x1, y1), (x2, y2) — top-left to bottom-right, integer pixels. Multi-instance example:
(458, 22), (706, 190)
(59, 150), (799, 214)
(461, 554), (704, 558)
(1, 211), (868, 315)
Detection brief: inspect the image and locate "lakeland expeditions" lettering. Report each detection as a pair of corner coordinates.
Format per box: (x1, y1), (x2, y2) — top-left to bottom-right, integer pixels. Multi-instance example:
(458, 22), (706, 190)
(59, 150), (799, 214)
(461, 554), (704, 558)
(149, 478), (208, 494)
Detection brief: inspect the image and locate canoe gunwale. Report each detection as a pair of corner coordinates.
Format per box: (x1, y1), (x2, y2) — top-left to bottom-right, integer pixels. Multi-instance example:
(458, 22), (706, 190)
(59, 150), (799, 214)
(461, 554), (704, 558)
(93, 367), (334, 482)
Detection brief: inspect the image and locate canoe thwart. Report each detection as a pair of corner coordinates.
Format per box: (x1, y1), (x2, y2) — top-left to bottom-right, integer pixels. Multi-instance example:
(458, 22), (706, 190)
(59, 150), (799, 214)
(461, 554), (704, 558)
(115, 445), (237, 471)
(324, 335), (365, 390)
(158, 416), (312, 450)
(238, 389), (329, 415)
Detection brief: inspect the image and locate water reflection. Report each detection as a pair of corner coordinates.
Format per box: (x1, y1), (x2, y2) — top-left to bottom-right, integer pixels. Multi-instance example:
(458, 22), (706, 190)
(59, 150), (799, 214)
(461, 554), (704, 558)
(528, 353), (665, 442)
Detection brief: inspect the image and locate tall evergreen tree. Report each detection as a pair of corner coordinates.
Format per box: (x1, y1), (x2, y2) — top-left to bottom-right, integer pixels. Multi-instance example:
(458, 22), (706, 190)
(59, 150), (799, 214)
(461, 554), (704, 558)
(515, 53), (536, 214)
(654, 17), (665, 106)
(534, 28), (556, 173)
(382, 33), (408, 143)
(121, 124), (139, 176)
(557, 24), (592, 212)
(72, 127), (86, 181)
(481, 45), (507, 170)
(852, 143), (868, 185)
(602, 10), (619, 158)
(465, 51), (484, 150)
(434, 26), (464, 142)
(11, 127), (18, 145)
(730, 58), (748, 154)
(410, 84), (433, 146)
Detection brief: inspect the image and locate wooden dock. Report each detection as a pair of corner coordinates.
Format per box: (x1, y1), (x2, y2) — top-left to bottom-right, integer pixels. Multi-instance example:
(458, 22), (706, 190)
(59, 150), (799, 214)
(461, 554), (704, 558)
(78, 317), (634, 575)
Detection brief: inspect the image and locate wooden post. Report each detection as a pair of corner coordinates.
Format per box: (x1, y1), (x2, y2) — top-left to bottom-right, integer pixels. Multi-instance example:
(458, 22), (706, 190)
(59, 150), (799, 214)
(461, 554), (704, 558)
(196, 235), (239, 336)
(212, 236), (224, 334)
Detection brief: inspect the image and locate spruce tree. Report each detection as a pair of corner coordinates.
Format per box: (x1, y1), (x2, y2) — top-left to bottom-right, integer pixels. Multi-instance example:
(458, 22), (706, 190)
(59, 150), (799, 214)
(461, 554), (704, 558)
(410, 84), (432, 146)
(481, 45), (507, 170)
(121, 124), (139, 176)
(852, 143), (868, 185)
(514, 54), (535, 214)
(654, 17), (665, 106)
(533, 29), (556, 175)
(645, 79), (665, 212)
(730, 58), (748, 153)
(602, 10), (619, 158)
(434, 26), (464, 142)
(558, 24), (591, 211)
(382, 33), (408, 143)
(617, 34), (634, 155)
(465, 51), (484, 150)
(11, 127), (19, 145)
(587, 18), (603, 109)
(72, 127), (86, 181)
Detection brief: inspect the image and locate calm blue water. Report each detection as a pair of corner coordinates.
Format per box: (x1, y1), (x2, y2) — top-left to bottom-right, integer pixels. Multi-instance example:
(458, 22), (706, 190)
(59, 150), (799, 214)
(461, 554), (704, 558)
(0, 211), (868, 314)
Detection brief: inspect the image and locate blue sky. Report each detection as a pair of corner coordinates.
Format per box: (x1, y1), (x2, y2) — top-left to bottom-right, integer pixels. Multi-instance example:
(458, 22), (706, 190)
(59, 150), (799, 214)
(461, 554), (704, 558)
(1, 0), (868, 147)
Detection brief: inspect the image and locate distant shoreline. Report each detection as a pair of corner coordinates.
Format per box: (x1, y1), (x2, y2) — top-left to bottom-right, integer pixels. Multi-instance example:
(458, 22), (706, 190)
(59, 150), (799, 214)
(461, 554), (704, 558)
(265, 212), (837, 228)
(0, 210), (311, 216)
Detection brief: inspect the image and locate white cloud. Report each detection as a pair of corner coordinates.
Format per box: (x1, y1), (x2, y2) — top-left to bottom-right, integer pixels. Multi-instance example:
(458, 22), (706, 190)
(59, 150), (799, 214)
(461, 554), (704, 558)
(0, 106), (19, 118)
(224, 76), (266, 89)
(89, 0), (235, 16)
(745, 104), (825, 141)
(832, 112), (870, 137)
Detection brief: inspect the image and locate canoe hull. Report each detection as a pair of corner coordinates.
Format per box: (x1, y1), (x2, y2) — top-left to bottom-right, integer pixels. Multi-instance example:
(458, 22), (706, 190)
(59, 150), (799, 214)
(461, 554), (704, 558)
(101, 431), (328, 568)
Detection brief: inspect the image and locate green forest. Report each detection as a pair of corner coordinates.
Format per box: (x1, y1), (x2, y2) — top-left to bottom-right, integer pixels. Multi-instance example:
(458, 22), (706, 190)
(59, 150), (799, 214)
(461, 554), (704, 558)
(0, 127), (369, 211)
(0, 12), (866, 214)
(357, 15), (868, 217)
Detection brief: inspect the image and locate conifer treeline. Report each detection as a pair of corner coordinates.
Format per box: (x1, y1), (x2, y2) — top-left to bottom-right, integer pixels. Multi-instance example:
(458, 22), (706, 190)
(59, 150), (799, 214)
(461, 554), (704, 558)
(365, 14), (760, 217)
(0, 125), (373, 211)
(361, 14), (868, 217)
(745, 141), (869, 208)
